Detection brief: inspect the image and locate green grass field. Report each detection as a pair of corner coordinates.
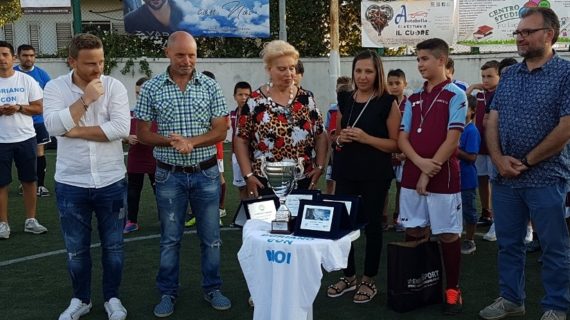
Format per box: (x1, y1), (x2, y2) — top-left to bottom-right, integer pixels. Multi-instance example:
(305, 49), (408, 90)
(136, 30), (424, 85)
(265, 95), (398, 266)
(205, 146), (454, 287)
(1, 145), (544, 319)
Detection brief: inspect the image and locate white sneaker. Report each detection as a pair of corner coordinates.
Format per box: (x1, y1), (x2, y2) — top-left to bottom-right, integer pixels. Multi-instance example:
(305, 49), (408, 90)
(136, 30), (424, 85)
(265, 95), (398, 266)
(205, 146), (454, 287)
(219, 208), (227, 217)
(104, 297), (127, 320)
(525, 224), (533, 244)
(24, 218), (48, 234)
(59, 298), (92, 320)
(0, 222), (10, 239)
(483, 223), (497, 242)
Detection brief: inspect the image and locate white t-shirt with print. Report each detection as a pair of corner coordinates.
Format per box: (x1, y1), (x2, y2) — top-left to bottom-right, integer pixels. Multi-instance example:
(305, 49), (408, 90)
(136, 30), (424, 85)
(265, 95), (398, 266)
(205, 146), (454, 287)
(238, 220), (351, 320)
(0, 71), (42, 143)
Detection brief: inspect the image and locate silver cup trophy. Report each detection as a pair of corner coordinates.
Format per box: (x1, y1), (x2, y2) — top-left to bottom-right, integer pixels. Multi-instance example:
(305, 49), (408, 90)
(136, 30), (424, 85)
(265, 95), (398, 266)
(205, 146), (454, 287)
(260, 157), (305, 234)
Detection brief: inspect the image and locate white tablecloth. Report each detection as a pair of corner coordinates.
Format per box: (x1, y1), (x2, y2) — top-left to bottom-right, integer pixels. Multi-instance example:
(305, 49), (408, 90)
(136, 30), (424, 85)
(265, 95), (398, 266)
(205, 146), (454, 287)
(237, 220), (354, 320)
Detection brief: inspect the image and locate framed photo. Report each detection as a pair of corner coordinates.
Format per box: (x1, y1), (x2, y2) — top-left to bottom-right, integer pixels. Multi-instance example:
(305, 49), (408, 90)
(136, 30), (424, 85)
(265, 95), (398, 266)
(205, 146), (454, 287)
(294, 200), (352, 240)
(317, 194), (365, 230)
(299, 204), (334, 232)
(232, 195), (279, 227)
(285, 189), (320, 217)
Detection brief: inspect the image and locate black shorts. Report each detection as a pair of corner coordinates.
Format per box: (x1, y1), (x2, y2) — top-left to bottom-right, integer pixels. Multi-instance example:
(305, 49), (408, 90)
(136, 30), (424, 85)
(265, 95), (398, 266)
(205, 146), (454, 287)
(0, 137), (37, 186)
(34, 122), (51, 145)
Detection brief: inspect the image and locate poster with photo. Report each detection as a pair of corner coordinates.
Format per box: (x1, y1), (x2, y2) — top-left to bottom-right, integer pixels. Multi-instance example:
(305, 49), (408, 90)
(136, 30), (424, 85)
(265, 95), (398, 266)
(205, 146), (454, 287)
(361, 0), (455, 47)
(457, 0), (570, 45)
(124, 0), (270, 37)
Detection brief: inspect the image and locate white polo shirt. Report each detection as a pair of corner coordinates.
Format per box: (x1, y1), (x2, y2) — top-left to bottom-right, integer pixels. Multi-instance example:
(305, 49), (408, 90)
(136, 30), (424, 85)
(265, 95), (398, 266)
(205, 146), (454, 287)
(44, 72), (130, 188)
(0, 71), (42, 143)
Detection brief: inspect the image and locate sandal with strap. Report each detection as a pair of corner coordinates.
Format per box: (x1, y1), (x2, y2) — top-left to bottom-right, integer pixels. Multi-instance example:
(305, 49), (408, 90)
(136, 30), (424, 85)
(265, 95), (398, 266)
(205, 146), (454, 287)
(327, 277), (357, 298)
(353, 281), (378, 304)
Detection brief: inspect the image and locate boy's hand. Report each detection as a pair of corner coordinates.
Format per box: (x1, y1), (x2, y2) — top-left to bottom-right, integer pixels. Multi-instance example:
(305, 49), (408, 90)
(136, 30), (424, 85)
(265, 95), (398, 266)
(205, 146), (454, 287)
(416, 173), (430, 195)
(416, 157), (442, 177)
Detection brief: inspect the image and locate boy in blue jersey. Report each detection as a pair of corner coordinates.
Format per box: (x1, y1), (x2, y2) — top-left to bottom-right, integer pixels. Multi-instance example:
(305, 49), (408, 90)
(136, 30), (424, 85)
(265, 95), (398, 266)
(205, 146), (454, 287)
(15, 44), (52, 197)
(459, 95), (481, 254)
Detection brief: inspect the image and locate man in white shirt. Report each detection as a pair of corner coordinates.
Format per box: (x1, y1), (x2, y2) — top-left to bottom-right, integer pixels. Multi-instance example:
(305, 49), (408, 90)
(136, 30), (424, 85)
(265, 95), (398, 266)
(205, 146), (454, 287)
(44, 34), (130, 320)
(0, 41), (47, 240)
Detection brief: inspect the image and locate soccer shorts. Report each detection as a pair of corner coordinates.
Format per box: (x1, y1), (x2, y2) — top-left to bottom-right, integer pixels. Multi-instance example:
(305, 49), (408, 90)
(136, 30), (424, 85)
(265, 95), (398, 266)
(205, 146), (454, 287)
(399, 187), (463, 235)
(325, 165), (333, 181)
(232, 153), (246, 188)
(34, 122), (51, 145)
(393, 163), (403, 183)
(475, 155), (494, 177)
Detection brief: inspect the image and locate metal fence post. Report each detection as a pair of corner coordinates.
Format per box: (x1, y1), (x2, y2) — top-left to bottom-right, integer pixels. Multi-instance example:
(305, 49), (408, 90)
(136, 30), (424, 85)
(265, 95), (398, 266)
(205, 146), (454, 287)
(71, 0), (81, 34)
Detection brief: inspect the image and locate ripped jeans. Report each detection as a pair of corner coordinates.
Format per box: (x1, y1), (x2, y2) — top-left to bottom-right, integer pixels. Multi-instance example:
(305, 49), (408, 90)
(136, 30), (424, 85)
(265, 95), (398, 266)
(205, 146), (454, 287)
(154, 165), (222, 297)
(55, 179), (126, 303)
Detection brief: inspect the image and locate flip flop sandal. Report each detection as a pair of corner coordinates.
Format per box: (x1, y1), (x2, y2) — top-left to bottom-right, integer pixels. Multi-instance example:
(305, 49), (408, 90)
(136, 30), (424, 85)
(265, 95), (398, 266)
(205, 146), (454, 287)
(353, 281), (377, 304)
(327, 277), (357, 298)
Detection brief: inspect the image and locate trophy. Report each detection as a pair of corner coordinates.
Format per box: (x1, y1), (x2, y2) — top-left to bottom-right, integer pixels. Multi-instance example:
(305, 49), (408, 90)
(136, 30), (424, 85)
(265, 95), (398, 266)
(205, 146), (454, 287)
(260, 157), (305, 234)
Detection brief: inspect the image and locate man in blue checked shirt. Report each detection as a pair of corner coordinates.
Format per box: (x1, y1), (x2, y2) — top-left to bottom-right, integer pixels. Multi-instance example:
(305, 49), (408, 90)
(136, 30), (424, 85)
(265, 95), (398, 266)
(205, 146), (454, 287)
(134, 31), (231, 317)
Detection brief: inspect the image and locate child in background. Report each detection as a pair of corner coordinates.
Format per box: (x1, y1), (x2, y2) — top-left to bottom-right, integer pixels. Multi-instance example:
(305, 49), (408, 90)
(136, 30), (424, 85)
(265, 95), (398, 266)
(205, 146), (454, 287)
(324, 76), (351, 195)
(466, 60), (500, 228)
(385, 69), (407, 231)
(445, 58), (469, 92)
(230, 81), (252, 200)
(480, 57), (518, 242)
(459, 95), (481, 254)
(124, 77), (156, 233)
(399, 38), (467, 314)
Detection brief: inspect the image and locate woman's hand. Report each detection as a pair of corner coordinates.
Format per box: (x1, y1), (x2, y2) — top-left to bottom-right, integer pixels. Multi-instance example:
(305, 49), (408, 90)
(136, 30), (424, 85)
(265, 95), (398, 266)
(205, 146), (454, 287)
(342, 127), (369, 144)
(246, 175), (264, 198)
(306, 167), (323, 189)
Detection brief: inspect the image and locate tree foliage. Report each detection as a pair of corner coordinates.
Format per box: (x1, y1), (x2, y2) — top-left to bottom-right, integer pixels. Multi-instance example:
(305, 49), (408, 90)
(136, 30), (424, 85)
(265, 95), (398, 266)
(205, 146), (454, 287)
(0, 0), (22, 27)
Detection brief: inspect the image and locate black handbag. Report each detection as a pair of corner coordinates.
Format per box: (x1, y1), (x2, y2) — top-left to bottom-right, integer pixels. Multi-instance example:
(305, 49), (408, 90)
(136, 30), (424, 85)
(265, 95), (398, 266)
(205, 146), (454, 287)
(387, 239), (444, 312)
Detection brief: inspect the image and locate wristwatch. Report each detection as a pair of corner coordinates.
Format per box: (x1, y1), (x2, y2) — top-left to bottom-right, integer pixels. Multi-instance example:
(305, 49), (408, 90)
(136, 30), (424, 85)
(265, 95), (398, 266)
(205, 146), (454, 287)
(243, 172), (254, 180)
(316, 165), (324, 171)
(17, 105), (22, 112)
(521, 157), (533, 168)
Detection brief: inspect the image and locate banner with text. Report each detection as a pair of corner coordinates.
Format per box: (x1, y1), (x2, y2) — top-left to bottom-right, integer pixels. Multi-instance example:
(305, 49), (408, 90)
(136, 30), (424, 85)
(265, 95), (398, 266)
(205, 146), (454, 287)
(457, 0), (570, 45)
(124, 0), (270, 38)
(361, 0), (456, 48)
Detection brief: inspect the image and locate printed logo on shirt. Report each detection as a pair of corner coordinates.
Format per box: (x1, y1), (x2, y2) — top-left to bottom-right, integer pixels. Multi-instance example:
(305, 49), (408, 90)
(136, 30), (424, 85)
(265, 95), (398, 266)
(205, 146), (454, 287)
(0, 87), (25, 103)
(266, 250), (292, 264)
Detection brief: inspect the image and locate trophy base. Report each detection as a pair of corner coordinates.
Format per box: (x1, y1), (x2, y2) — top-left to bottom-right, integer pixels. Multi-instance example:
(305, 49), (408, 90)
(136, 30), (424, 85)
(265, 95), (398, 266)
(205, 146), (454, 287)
(270, 220), (293, 234)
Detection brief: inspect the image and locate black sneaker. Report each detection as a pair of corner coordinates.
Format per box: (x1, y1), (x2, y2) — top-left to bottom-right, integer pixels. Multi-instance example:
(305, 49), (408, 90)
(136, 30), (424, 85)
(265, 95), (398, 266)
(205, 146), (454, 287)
(443, 288), (463, 315)
(477, 216), (493, 226)
(526, 239), (541, 253)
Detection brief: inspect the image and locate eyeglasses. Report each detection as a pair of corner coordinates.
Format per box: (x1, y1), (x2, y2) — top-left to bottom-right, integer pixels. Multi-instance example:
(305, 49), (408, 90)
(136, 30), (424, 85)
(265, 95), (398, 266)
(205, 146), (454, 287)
(511, 28), (551, 38)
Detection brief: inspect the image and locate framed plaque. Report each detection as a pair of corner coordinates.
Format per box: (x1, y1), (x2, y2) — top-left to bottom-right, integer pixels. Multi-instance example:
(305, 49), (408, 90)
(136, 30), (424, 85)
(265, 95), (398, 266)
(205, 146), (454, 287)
(317, 194), (365, 230)
(294, 200), (352, 239)
(232, 195), (279, 227)
(285, 189), (320, 217)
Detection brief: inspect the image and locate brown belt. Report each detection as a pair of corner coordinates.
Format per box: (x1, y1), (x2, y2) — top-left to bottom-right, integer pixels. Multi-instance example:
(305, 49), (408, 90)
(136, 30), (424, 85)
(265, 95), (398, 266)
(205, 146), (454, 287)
(156, 156), (217, 174)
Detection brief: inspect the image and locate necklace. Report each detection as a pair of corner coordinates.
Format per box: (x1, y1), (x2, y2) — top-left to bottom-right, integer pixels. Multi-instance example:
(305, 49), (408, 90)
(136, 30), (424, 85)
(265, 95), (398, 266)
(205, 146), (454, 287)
(266, 82), (295, 107)
(346, 91), (375, 128)
(417, 88), (445, 133)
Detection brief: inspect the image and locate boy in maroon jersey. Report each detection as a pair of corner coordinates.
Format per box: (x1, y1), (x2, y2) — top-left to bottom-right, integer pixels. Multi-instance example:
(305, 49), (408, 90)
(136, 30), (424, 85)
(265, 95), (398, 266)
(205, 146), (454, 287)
(398, 38), (467, 314)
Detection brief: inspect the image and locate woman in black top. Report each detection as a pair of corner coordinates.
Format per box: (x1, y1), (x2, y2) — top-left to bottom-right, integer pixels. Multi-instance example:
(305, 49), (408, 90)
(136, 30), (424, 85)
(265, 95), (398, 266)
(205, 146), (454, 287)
(326, 50), (401, 303)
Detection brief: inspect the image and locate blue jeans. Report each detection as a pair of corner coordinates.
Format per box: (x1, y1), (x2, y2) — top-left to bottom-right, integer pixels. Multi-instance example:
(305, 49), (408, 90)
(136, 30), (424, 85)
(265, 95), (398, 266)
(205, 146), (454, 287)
(155, 165), (222, 297)
(55, 179), (126, 303)
(492, 182), (570, 312)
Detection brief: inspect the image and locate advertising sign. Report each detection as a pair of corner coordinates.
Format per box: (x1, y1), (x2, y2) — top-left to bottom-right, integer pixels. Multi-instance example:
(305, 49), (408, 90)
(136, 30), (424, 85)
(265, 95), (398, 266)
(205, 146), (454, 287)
(361, 0), (456, 47)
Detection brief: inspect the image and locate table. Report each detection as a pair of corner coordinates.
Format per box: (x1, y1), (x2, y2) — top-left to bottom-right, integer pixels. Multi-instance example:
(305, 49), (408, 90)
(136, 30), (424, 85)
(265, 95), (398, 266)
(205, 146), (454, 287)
(237, 219), (358, 320)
